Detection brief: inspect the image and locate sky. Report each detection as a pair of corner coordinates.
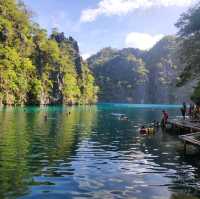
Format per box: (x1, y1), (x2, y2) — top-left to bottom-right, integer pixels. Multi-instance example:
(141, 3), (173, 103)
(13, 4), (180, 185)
(23, 0), (197, 59)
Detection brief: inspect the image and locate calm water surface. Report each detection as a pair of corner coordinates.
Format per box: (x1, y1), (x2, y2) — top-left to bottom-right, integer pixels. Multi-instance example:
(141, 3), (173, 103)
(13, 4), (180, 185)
(0, 104), (200, 199)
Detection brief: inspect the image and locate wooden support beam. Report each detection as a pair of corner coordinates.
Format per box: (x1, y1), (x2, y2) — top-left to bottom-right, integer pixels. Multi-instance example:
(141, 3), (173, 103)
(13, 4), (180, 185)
(184, 141), (187, 154)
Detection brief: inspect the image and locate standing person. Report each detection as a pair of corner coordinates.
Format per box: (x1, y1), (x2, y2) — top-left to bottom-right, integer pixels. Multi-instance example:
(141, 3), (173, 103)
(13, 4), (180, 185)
(193, 104), (198, 119)
(189, 104), (194, 119)
(161, 110), (169, 128)
(180, 102), (187, 120)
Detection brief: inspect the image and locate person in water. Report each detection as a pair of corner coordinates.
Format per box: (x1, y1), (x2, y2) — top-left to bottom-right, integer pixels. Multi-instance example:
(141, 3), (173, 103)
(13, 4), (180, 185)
(153, 120), (160, 128)
(66, 111), (71, 116)
(140, 126), (147, 134)
(161, 110), (169, 128)
(44, 115), (48, 121)
(140, 126), (155, 134)
(180, 102), (187, 120)
(120, 115), (128, 121)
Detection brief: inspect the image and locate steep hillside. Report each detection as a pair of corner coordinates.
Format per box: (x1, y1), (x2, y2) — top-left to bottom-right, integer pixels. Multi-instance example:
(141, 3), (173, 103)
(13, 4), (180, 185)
(88, 48), (148, 103)
(0, 0), (97, 105)
(88, 36), (193, 104)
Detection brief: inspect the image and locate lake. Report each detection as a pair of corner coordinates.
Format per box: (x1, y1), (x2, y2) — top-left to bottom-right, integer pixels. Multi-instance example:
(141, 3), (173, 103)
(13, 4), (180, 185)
(0, 104), (200, 199)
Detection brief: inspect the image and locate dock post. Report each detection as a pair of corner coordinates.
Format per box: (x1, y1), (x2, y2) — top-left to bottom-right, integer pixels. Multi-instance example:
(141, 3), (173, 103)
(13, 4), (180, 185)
(184, 141), (187, 154)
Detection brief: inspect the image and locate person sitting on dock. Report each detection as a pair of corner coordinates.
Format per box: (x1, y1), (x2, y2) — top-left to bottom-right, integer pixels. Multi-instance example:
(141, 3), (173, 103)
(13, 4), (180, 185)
(161, 110), (169, 128)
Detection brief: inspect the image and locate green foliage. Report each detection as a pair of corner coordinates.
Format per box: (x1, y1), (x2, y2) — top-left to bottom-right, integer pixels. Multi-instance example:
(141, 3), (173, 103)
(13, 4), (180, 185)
(88, 48), (149, 102)
(136, 59), (149, 83)
(88, 36), (183, 103)
(0, 0), (97, 105)
(176, 3), (200, 103)
(80, 64), (98, 104)
(0, 44), (34, 105)
(176, 3), (200, 84)
(191, 82), (200, 105)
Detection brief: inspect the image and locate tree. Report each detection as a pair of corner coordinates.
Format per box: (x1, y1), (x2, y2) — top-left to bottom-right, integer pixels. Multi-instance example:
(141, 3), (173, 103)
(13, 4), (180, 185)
(0, 0), (98, 105)
(176, 2), (200, 85)
(176, 2), (200, 104)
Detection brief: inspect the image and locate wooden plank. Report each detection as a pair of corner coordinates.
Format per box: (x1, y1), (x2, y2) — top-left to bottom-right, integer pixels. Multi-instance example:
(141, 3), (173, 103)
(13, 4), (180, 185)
(179, 132), (200, 147)
(167, 119), (200, 131)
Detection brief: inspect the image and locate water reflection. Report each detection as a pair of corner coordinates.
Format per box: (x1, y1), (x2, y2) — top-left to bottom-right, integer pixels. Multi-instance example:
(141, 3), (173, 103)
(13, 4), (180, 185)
(0, 105), (199, 199)
(0, 106), (97, 199)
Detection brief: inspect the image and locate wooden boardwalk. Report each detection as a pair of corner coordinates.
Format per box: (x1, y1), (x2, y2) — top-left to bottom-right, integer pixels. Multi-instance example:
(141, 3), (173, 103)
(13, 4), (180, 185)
(179, 132), (200, 153)
(167, 119), (200, 132)
(166, 119), (200, 153)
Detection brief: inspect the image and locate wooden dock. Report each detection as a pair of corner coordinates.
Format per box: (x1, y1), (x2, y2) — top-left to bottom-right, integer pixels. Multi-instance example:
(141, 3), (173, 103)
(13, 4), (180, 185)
(179, 132), (200, 153)
(167, 119), (200, 132)
(166, 119), (200, 153)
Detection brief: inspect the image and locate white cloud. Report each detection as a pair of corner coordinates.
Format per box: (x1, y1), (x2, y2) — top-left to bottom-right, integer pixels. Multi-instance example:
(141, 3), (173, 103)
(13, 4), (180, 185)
(81, 9), (101, 23)
(125, 32), (164, 50)
(80, 0), (196, 22)
(81, 53), (92, 60)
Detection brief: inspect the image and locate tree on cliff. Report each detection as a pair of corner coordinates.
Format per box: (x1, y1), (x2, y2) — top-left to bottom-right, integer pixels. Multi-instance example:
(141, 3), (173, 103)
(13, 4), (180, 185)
(176, 2), (200, 104)
(0, 0), (97, 105)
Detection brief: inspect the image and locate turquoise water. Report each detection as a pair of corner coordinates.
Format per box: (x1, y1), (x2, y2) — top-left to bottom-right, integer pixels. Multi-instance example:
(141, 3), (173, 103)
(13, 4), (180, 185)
(0, 104), (199, 199)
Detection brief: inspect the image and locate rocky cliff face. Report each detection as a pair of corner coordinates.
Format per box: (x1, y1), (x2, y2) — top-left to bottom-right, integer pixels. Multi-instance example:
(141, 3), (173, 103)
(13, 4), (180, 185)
(88, 36), (193, 104)
(0, 0), (98, 106)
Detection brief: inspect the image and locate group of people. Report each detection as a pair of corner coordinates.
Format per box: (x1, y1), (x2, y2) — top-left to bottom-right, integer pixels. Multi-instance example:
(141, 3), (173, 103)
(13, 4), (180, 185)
(180, 102), (200, 120)
(140, 110), (168, 134)
(160, 102), (200, 128)
(140, 126), (155, 134)
(139, 102), (200, 134)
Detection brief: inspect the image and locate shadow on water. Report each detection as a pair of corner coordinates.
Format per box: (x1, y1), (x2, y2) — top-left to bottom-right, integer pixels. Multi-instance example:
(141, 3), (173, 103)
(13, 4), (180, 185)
(0, 104), (199, 199)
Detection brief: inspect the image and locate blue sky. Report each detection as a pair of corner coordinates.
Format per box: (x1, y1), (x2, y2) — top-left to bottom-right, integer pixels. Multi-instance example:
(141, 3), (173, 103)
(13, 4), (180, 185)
(23, 0), (196, 58)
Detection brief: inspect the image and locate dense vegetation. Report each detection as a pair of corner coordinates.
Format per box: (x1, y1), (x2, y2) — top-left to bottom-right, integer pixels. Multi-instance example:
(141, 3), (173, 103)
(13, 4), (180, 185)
(88, 36), (192, 104)
(176, 2), (200, 105)
(88, 47), (148, 102)
(1, 0), (200, 105)
(0, 0), (97, 106)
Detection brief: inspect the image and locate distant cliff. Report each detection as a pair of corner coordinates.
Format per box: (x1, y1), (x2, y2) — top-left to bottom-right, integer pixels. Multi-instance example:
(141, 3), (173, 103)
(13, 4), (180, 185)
(88, 36), (193, 104)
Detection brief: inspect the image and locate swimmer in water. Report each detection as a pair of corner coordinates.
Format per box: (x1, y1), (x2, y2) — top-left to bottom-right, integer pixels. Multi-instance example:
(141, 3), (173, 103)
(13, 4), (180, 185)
(66, 112), (71, 116)
(120, 115), (128, 121)
(140, 126), (147, 134)
(140, 125), (155, 134)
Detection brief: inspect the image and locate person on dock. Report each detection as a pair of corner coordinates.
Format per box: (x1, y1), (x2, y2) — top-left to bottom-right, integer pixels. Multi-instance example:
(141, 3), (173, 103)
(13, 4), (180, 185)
(180, 102), (187, 120)
(193, 104), (200, 120)
(189, 104), (194, 119)
(161, 110), (168, 128)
